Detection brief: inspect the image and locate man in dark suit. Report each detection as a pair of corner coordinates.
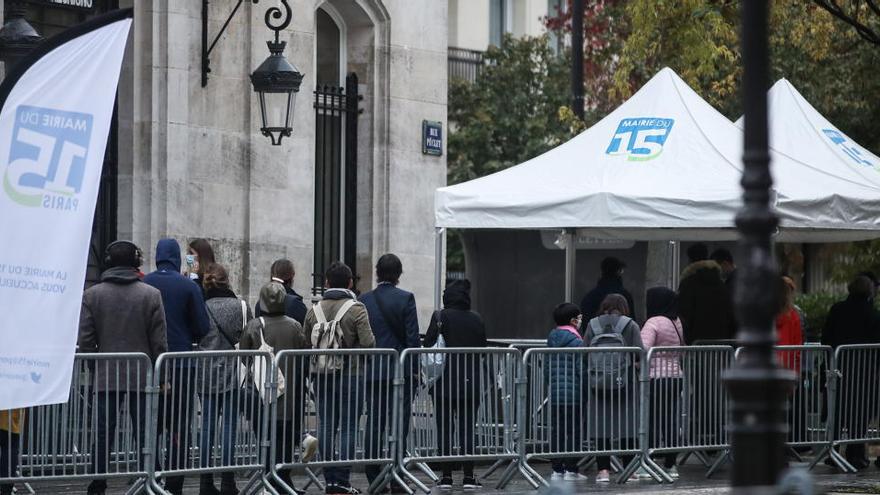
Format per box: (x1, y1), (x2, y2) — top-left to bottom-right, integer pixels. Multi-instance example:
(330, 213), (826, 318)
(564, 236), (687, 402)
(255, 259), (307, 325)
(358, 254), (420, 490)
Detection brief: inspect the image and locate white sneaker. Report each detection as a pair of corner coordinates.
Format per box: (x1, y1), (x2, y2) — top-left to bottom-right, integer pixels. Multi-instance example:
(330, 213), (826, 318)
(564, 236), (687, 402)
(301, 434), (318, 463)
(667, 466), (679, 479)
(596, 470), (611, 483)
(563, 471), (588, 481)
(550, 472), (564, 481)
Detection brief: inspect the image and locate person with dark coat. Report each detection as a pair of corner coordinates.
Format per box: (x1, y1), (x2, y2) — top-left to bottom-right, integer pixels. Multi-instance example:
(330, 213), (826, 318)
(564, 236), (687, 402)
(143, 238), (210, 494)
(580, 257), (636, 321)
(822, 275), (880, 469)
(196, 263), (252, 495)
(240, 281), (315, 493)
(545, 303), (586, 481)
(78, 241), (167, 495)
(255, 258), (307, 325)
(582, 294), (643, 483)
(677, 245), (736, 344)
(358, 254), (420, 488)
(423, 279), (488, 490)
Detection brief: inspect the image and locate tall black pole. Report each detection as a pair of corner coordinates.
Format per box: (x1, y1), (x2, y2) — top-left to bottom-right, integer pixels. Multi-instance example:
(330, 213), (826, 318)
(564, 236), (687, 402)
(724, 0), (795, 491)
(571, 0), (584, 120)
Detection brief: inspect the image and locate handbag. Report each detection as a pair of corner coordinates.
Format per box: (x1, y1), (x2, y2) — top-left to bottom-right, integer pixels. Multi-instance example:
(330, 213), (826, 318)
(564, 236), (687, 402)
(421, 310), (447, 387)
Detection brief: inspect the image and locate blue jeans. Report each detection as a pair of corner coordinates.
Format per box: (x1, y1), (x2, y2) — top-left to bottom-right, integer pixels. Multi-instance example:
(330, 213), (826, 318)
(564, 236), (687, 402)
(199, 390), (238, 467)
(316, 372), (357, 486)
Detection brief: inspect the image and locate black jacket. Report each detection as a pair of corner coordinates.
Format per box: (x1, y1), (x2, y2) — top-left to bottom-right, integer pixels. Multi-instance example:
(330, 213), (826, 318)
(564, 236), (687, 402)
(424, 281), (487, 399)
(677, 260), (736, 344)
(580, 276), (636, 321)
(255, 285), (307, 325)
(822, 295), (880, 348)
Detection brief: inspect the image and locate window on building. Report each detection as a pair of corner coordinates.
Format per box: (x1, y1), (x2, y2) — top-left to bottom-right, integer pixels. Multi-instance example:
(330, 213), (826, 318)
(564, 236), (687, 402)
(489, 0), (511, 47)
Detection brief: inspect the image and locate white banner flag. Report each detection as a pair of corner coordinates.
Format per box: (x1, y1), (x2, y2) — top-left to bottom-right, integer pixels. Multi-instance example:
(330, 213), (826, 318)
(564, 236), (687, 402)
(0, 10), (132, 409)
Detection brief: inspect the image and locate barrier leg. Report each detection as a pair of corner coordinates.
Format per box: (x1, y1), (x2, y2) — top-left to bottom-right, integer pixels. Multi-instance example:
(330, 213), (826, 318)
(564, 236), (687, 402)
(641, 454), (674, 484)
(694, 450), (713, 467)
(828, 445), (857, 473)
(399, 462), (431, 494)
(705, 449), (730, 478)
(413, 461), (438, 482)
(807, 445), (829, 471)
(615, 456), (640, 484)
(480, 458), (507, 480)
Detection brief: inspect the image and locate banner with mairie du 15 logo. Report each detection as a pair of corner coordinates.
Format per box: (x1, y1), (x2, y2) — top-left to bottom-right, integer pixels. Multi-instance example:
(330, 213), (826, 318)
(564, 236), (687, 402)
(0, 10), (131, 409)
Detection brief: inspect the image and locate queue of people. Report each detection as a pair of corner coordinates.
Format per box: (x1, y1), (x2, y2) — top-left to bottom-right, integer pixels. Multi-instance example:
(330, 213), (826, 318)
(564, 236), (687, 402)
(2, 237), (878, 494)
(63, 237), (494, 495)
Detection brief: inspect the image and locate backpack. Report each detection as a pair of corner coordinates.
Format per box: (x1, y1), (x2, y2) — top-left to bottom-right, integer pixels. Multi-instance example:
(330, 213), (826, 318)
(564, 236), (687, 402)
(311, 299), (358, 373)
(587, 316), (632, 390)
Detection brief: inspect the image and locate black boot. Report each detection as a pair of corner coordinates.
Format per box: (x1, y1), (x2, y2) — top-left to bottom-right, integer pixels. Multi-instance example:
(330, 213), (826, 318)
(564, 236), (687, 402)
(199, 473), (221, 495)
(220, 472), (239, 495)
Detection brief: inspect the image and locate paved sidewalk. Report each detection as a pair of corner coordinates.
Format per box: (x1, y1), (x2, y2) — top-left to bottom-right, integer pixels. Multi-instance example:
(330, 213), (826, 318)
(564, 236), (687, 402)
(9, 455), (880, 494)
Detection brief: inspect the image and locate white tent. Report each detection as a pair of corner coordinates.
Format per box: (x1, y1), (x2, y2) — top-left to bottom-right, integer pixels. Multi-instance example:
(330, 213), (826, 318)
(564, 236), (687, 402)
(736, 78), (880, 190)
(432, 68), (880, 304)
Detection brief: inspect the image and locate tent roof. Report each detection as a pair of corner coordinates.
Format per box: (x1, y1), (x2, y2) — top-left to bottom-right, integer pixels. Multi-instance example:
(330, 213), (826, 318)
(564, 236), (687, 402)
(736, 79), (880, 189)
(435, 68), (880, 242)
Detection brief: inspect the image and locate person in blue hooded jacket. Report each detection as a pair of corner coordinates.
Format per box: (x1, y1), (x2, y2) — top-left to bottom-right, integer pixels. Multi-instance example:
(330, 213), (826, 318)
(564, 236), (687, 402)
(143, 238), (210, 494)
(545, 303), (587, 481)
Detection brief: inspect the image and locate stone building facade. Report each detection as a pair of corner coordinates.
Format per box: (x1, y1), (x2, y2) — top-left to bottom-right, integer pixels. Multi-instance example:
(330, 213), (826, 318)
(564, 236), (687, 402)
(8, 0), (447, 325)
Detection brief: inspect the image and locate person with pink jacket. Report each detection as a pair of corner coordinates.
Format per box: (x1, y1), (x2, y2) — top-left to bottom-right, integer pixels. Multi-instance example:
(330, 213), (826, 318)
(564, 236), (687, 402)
(640, 287), (685, 478)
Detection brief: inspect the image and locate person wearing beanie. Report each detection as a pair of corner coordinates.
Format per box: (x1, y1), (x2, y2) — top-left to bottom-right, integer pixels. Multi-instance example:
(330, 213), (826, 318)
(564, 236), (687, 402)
(240, 281), (315, 494)
(78, 241), (167, 495)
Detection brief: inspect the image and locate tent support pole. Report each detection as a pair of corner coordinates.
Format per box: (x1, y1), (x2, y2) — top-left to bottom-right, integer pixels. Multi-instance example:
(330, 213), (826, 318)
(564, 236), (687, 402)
(668, 240), (681, 289)
(434, 227), (444, 311)
(564, 228), (576, 302)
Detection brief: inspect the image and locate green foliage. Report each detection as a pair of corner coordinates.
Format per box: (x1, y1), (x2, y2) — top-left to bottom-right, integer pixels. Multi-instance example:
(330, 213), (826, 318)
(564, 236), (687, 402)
(795, 291), (843, 341)
(830, 240), (880, 284)
(612, 1), (880, 153)
(447, 35), (574, 185)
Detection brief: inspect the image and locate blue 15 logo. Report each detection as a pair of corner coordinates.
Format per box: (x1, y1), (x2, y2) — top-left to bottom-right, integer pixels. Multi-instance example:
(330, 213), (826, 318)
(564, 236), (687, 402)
(822, 128), (875, 169)
(606, 118), (675, 161)
(4, 105), (93, 211)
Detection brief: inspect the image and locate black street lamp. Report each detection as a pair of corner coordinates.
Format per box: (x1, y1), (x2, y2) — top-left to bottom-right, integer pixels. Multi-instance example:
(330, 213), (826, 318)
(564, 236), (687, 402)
(724, 0), (796, 491)
(0, 0), (42, 71)
(250, 0), (304, 146)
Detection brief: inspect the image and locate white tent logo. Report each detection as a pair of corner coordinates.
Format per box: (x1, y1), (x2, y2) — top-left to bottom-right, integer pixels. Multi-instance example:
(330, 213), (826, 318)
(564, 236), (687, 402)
(822, 128), (875, 170)
(605, 117), (675, 162)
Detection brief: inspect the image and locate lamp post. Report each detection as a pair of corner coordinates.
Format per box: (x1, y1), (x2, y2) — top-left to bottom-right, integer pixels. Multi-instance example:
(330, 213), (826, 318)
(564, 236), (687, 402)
(724, 0), (796, 491)
(0, 0), (42, 72)
(250, 0), (304, 146)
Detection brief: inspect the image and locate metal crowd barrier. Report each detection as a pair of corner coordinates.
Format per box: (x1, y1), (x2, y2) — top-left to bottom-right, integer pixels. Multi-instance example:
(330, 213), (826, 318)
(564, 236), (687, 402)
(6, 343), (880, 493)
(830, 344), (880, 473)
(398, 348), (520, 493)
(518, 347), (644, 485)
(642, 346), (734, 482)
(0, 353), (153, 494)
(270, 349), (401, 495)
(147, 350), (270, 495)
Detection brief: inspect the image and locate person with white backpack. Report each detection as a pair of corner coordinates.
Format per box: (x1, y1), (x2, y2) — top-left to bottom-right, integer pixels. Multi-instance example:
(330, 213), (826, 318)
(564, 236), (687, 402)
(583, 293), (643, 483)
(304, 262), (375, 495)
(196, 263), (252, 495)
(240, 281), (316, 494)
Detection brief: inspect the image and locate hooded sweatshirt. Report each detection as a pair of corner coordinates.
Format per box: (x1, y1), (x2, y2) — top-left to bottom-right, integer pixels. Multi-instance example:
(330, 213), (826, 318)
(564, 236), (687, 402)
(143, 239), (210, 352)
